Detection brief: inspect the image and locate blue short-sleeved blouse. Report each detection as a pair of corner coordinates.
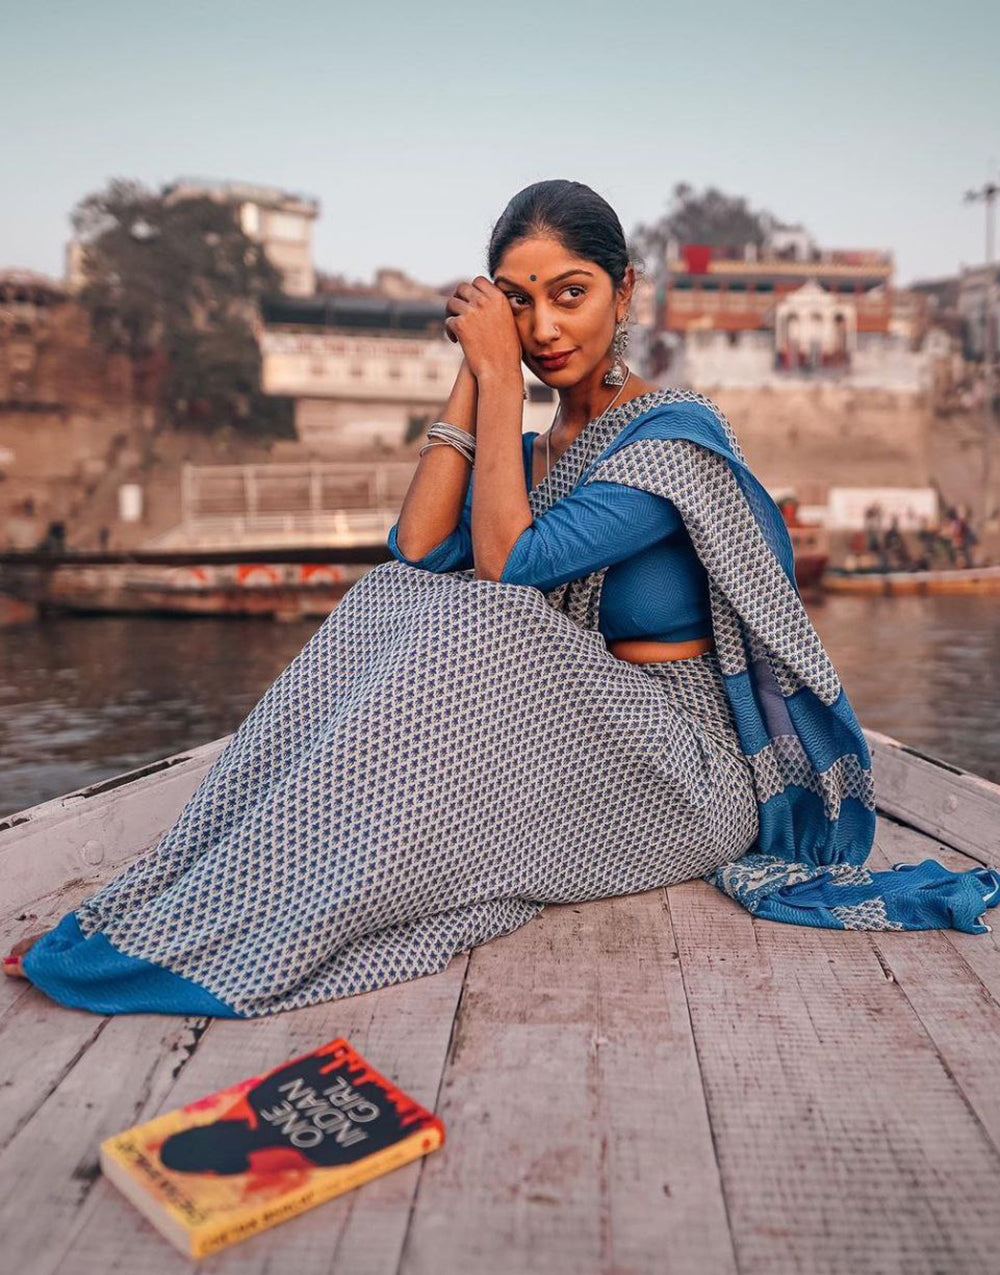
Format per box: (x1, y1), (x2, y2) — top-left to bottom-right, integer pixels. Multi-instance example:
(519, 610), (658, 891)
(386, 431), (713, 643)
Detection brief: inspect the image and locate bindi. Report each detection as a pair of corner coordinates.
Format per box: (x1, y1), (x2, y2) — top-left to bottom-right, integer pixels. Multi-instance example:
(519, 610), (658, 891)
(529, 274), (537, 280)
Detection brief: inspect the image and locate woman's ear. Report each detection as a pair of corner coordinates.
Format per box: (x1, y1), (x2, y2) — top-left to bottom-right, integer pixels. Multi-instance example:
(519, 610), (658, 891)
(617, 264), (636, 320)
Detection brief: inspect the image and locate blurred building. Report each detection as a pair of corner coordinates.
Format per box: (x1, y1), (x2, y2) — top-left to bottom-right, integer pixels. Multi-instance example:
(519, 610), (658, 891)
(161, 178), (319, 297)
(0, 267), (145, 550)
(65, 178), (320, 297)
(650, 229), (954, 391)
(258, 283), (556, 453)
(0, 269), (68, 410)
(956, 261), (1000, 360)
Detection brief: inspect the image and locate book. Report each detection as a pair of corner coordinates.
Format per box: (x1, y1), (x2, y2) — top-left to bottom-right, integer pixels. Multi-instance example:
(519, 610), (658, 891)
(99, 1036), (445, 1259)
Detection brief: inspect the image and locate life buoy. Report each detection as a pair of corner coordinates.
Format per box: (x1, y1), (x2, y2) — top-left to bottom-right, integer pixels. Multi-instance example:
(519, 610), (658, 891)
(236, 564), (282, 587)
(299, 564), (343, 585)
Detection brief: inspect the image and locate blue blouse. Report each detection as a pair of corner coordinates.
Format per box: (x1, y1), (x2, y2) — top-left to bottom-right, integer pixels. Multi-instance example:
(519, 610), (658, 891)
(386, 431), (712, 643)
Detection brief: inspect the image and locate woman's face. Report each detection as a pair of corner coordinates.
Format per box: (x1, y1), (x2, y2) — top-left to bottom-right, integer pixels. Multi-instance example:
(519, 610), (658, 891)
(492, 235), (629, 387)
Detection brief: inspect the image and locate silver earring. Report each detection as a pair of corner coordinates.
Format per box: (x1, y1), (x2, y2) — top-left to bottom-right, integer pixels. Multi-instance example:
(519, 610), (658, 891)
(603, 318), (630, 386)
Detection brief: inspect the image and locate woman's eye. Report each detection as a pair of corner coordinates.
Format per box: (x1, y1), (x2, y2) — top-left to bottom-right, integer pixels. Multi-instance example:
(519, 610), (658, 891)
(506, 287), (585, 307)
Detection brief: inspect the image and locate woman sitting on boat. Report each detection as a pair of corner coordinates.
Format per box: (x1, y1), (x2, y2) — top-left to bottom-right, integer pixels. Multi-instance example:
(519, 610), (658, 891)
(6, 179), (998, 1015)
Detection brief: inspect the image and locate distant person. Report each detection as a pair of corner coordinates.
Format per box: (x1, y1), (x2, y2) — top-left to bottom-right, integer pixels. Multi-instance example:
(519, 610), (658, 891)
(98, 526), (110, 552)
(915, 515), (938, 570)
(952, 504), (977, 568)
(37, 520), (66, 555)
(883, 515), (911, 570)
(939, 506), (958, 566)
(863, 502), (887, 569)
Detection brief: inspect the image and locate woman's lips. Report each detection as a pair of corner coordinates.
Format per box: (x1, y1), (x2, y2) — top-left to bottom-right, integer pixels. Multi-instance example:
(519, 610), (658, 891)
(535, 350), (575, 370)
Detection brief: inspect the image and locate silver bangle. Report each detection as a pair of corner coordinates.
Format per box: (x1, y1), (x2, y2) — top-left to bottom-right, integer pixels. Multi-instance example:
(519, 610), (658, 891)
(418, 438), (474, 463)
(427, 420), (476, 449)
(420, 420), (476, 463)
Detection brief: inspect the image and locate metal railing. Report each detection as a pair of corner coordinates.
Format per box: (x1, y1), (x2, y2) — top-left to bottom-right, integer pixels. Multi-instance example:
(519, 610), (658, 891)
(143, 460), (417, 549)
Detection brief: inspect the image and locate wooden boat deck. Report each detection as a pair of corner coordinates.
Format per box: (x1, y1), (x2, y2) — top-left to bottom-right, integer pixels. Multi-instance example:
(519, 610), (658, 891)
(1, 732), (998, 1273)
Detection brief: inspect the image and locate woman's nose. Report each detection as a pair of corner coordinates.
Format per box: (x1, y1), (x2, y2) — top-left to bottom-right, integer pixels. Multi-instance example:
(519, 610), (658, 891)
(532, 306), (560, 344)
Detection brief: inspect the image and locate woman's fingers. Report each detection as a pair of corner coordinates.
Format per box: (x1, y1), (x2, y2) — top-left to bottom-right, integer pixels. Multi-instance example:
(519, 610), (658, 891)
(444, 287), (474, 344)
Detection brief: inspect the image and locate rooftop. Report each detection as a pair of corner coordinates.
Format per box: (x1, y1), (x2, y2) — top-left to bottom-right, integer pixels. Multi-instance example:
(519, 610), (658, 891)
(162, 177), (320, 216)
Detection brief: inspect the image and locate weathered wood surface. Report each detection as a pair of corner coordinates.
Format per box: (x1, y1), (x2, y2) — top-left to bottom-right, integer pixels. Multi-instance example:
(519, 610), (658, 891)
(865, 728), (999, 865)
(2, 734), (1000, 1273)
(0, 735), (231, 913)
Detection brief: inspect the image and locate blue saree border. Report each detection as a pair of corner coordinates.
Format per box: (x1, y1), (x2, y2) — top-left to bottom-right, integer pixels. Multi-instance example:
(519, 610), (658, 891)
(22, 909), (242, 1017)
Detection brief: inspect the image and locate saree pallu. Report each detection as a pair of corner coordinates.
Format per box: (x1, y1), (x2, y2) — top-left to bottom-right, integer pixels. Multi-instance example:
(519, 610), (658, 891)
(23, 388), (1000, 1018)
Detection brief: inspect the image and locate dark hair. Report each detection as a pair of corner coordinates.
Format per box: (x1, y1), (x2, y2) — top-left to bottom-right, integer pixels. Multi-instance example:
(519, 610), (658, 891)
(487, 179), (635, 292)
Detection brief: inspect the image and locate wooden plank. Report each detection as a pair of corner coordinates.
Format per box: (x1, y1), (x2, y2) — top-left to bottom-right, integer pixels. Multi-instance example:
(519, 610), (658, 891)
(872, 816), (1000, 1005)
(865, 728), (1000, 865)
(400, 889), (736, 1275)
(0, 873), (129, 1150)
(0, 958), (465, 1273)
(0, 1011), (220, 1273)
(667, 846), (1000, 1275)
(0, 736), (230, 912)
(861, 817), (1000, 1157)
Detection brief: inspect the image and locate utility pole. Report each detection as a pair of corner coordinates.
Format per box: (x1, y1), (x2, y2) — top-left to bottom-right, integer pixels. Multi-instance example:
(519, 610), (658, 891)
(963, 175), (999, 529)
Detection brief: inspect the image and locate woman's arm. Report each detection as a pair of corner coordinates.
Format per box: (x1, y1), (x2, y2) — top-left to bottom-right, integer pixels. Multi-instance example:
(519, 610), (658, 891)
(435, 274), (533, 582)
(471, 367), (533, 580)
(392, 358), (478, 562)
(498, 480), (684, 591)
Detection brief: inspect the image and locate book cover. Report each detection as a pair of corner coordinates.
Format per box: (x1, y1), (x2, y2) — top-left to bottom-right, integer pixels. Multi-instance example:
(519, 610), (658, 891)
(99, 1036), (445, 1259)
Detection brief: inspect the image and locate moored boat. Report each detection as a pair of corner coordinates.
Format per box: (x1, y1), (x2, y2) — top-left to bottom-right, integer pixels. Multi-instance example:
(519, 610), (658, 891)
(824, 563), (1000, 595)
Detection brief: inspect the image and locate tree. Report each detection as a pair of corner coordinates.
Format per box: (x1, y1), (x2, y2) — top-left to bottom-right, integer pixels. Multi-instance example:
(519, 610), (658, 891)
(71, 178), (295, 437)
(629, 182), (786, 271)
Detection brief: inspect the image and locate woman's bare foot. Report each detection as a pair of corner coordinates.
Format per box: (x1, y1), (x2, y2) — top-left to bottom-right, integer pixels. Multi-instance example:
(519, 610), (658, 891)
(3, 930), (49, 979)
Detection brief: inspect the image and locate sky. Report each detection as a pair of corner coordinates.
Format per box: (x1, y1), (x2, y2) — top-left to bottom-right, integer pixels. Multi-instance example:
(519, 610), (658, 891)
(2, 0), (998, 289)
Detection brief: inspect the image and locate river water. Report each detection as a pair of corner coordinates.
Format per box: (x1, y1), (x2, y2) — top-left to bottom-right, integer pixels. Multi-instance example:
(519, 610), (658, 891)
(1, 593), (997, 818)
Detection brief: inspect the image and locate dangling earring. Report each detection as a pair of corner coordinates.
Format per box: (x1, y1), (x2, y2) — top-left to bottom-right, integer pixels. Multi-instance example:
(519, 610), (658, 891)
(603, 316), (630, 386)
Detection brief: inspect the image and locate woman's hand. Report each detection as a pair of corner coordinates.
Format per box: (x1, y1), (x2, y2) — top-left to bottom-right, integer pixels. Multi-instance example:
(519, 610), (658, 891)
(444, 277), (523, 384)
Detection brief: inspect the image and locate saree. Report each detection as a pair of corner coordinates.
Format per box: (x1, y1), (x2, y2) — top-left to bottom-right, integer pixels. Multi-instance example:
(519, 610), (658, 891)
(22, 389), (999, 1019)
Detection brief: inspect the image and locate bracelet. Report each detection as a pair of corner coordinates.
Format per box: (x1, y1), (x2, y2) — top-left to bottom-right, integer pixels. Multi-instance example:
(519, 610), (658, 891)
(419, 420), (477, 464)
(427, 420), (476, 449)
(418, 438), (474, 462)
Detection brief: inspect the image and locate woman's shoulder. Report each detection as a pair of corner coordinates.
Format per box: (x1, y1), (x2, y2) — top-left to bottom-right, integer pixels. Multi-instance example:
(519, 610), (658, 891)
(626, 384), (725, 416)
(617, 387), (744, 459)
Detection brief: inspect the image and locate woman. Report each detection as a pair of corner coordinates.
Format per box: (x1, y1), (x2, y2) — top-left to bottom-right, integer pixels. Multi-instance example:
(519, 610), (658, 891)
(6, 180), (997, 1013)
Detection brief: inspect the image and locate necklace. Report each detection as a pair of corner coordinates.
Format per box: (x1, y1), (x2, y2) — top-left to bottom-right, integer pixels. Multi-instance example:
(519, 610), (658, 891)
(543, 368), (632, 508)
